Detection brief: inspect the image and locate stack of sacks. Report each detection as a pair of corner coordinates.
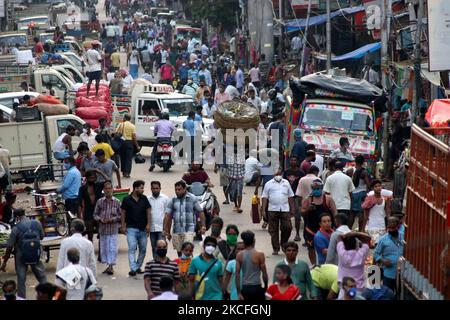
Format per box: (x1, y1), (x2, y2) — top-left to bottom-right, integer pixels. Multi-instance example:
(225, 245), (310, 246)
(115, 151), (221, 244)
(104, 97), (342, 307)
(31, 95), (69, 116)
(75, 83), (113, 128)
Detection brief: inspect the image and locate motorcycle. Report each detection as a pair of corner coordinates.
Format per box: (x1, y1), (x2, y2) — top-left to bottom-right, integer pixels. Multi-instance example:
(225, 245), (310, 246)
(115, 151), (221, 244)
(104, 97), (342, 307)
(155, 138), (174, 172)
(187, 182), (220, 238)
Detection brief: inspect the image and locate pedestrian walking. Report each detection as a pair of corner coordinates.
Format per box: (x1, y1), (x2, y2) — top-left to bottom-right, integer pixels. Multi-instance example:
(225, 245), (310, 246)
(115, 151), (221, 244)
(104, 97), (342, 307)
(283, 156), (305, 242)
(79, 170), (106, 242)
(144, 239), (180, 299)
(57, 156), (81, 217)
(373, 216), (403, 294)
(275, 241), (319, 300)
(261, 168), (295, 255)
(350, 155), (371, 230)
(94, 181), (121, 275)
(128, 46), (140, 79)
(174, 241), (195, 295)
(0, 208), (47, 299)
(314, 213), (334, 265)
(266, 265), (301, 300)
(116, 114), (140, 178)
(159, 61), (176, 85)
(235, 230), (268, 301)
(301, 179), (337, 265)
(222, 241), (245, 300)
(120, 180), (151, 276)
(362, 180), (392, 244)
(92, 149), (122, 188)
(163, 180), (205, 257)
(189, 236), (223, 300)
(56, 219), (97, 276)
(147, 181), (170, 259)
(55, 248), (97, 300)
(323, 161), (355, 218)
(226, 150), (245, 214)
(91, 134), (115, 160)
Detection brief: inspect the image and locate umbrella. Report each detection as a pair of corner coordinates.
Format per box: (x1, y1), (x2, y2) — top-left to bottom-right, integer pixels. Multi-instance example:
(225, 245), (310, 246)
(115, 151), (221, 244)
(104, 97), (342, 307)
(425, 99), (450, 127)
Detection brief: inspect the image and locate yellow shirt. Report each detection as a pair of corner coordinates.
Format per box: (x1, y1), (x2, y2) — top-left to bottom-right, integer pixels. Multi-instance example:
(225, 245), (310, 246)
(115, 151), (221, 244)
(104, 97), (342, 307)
(116, 121), (136, 140)
(111, 52), (121, 68)
(91, 143), (115, 159)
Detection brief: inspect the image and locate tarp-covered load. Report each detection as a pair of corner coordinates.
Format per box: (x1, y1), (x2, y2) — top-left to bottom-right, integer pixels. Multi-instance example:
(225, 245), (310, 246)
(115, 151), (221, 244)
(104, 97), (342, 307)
(214, 101), (260, 130)
(290, 73), (387, 111)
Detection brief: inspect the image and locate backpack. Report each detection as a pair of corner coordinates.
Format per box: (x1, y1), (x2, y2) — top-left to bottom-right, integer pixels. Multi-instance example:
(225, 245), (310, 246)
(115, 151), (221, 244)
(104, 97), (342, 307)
(17, 221), (42, 265)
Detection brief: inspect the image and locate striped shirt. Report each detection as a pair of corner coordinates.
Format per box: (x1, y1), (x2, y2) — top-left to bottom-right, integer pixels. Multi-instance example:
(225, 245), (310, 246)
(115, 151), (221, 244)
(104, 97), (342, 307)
(93, 196), (121, 235)
(166, 193), (202, 234)
(144, 259), (180, 295)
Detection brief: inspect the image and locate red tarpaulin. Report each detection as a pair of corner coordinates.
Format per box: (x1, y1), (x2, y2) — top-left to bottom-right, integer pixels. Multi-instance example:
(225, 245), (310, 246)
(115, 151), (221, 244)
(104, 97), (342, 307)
(425, 99), (450, 127)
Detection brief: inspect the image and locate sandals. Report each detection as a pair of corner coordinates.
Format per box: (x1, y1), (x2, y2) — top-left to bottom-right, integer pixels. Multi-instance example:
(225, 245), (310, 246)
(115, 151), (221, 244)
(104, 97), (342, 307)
(237, 209), (243, 214)
(262, 222), (268, 229)
(223, 201), (230, 205)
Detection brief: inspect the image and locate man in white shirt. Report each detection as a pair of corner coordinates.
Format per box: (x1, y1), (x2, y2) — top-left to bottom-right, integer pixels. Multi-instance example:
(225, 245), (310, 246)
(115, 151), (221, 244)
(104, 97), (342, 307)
(80, 123), (97, 149)
(202, 98), (216, 118)
(323, 161), (355, 217)
(291, 34), (303, 54)
(247, 87), (262, 113)
(160, 47), (169, 65)
(151, 276), (178, 300)
(86, 40), (103, 97)
(56, 219), (97, 277)
(261, 168), (295, 255)
(147, 181), (170, 259)
(248, 63), (261, 89)
(307, 144), (324, 177)
(244, 149), (261, 185)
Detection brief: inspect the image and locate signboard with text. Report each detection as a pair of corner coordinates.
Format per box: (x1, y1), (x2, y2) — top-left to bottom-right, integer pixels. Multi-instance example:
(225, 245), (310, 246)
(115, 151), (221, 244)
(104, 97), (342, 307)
(428, 0), (450, 71)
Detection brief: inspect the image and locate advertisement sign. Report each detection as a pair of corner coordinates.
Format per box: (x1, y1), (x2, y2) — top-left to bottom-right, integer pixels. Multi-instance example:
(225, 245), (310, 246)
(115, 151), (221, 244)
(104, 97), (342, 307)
(428, 0), (450, 71)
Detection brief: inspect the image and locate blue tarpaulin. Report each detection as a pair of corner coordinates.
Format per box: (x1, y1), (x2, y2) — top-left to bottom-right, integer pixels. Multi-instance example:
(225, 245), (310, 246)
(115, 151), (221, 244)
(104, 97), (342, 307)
(315, 42), (382, 61)
(285, 5), (365, 33)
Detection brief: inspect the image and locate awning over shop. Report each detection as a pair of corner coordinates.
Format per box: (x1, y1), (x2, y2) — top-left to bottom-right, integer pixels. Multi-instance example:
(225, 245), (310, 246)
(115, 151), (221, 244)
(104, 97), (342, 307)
(285, 5), (365, 33)
(314, 42), (381, 61)
(425, 99), (450, 127)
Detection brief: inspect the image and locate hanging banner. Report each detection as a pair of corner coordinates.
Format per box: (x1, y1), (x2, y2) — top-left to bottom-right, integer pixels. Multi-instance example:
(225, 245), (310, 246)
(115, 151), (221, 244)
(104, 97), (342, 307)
(428, 0), (450, 72)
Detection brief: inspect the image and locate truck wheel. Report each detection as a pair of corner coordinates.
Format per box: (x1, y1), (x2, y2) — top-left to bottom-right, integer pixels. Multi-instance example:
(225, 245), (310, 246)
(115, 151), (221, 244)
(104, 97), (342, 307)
(163, 163), (171, 172)
(55, 204), (68, 237)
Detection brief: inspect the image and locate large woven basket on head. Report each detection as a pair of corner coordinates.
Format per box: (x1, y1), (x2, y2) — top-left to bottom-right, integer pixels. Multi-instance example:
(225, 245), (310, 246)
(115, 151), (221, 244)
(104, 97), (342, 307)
(214, 100), (261, 131)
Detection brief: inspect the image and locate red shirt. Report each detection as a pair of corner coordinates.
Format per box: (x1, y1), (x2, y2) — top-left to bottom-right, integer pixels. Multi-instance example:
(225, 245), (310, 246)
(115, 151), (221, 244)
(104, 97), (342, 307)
(182, 170), (209, 185)
(35, 42), (44, 55)
(160, 64), (175, 81)
(266, 284), (301, 300)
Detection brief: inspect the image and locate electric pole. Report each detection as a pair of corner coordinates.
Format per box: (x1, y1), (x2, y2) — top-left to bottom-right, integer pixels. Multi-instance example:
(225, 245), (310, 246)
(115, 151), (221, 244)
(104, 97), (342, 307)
(326, 0), (331, 72)
(413, 0), (424, 124)
(381, 0), (391, 178)
(300, 0), (312, 76)
(279, 0), (283, 61)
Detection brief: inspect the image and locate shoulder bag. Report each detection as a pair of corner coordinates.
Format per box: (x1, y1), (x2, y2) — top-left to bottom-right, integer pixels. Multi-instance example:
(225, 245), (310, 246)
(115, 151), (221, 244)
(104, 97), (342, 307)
(111, 122), (125, 153)
(194, 258), (218, 300)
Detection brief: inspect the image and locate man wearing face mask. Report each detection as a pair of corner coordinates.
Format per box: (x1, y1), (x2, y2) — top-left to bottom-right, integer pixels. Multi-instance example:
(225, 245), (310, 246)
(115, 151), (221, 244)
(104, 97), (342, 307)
(330, 137), (355, 166)
(57, 157), (81, 217)
(148, 181), (170, 259)
(339, 277), (365, 300)
(2, 280), (24, 300)
(261, 168), (296, 255)
(214, 82), (231, 106)
(144, 239), (180, 300)
(374, 217), (404, 293)
(182, 76), (199, 100)
(217, 224), (239, 267)
(189, 236), (223, 300)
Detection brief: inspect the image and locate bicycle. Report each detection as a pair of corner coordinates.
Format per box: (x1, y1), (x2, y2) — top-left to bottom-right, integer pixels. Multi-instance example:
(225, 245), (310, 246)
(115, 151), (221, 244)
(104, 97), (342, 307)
(29, 191), (75, 237)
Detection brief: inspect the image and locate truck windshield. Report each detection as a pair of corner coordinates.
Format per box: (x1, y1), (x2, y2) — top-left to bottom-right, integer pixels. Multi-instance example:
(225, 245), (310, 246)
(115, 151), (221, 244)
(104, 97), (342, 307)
(18, 17), (49, 29)
(162, 99), (194, 117)
(0, 35), (28, 47)
(302, 103), (374, 135)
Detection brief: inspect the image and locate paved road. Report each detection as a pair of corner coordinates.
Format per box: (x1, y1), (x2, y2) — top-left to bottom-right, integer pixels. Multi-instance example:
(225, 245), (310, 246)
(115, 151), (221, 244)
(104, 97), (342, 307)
(0, 1), (311, 300)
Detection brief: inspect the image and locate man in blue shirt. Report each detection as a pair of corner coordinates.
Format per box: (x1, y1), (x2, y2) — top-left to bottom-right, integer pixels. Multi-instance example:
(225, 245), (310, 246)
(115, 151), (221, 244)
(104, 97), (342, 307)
(57, 156), (81, 216)
(291, 128), (308, 164)
(198, 64), (212, 87)
(314, 213), (334, 265)
(188, 64), (200, 85)
(374, 217), (404, 293)
(178, 63), (189, 85)
(183, 111), (197, 163)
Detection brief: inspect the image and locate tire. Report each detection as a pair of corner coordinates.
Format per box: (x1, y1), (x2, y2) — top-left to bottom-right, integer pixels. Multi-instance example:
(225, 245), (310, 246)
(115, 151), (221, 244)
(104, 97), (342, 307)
(163, 163), (171, 172)
(55, 204), (68, 237)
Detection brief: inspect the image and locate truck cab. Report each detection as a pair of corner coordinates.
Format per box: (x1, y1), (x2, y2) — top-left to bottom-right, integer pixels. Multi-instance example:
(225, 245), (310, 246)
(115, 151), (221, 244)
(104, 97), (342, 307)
(17, 16), (51, 32)
(0, 33), (29, 50)
(297, 98), (376, 160)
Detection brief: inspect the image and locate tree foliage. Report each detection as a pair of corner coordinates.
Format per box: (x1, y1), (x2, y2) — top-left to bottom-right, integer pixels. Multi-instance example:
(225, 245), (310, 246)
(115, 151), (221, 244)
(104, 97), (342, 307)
(188, 0), (240, 31)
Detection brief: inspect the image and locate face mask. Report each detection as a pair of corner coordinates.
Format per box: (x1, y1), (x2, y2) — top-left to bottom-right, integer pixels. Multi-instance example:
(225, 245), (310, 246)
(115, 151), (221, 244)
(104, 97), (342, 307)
(347, 287), (357, 298)
(274, 175), (282, 182)
(205, 245), (216, 255)
(312, 189), (322, 197)
(63, 163), (71, 170)
(388, 229), (399, 238)
(181, 253), (191, 260)
(188, 80), (193, 84)
(152, 192), (160, 198)
(156, 248), (167, 257)
(3, 291), (16, 300)
(226, 234), (238, 246)
(211, 226), (221, 237)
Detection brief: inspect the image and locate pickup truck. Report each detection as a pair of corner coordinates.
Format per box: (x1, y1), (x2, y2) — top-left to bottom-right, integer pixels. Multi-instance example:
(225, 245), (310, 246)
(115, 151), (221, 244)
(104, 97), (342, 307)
(0, 64), (79, 108)
(399, 124), (450, 300)
(111, 83), (214, 147)
(0, 104), (84, 184)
